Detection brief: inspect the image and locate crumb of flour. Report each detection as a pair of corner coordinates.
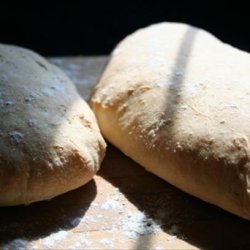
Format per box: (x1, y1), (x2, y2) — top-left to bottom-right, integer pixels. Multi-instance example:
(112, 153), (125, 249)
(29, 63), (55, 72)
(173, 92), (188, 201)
(121, 211), (161, 239)
(100, 238), (114, 247)
(101, 199), (122, 210)
(42, 230), (68, 248)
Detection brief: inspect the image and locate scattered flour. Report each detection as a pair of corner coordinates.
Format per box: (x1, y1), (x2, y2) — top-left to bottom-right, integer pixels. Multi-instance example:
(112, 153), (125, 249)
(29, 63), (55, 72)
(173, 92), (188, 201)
(70, 217), (82, 227)
(2, 239), (27, 250)
(69, 242), (81, 249)
(101, 199), (122, 210)
(81, 215), (98, 224)
(90, 202), (98, 207)
(42, 230), (68, 248)
(71, 213), (106, 228)
(100, 238), (114, 247)
(52, 234), (92, 249)
(121, 211), (161, 239)
(168, 235), (177, 242)
(78, 235), (92, 247)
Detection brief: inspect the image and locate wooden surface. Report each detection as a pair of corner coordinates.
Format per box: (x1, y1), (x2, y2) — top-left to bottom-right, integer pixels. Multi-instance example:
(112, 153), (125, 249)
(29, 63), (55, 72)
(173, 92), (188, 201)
(1, 57), (250, 249)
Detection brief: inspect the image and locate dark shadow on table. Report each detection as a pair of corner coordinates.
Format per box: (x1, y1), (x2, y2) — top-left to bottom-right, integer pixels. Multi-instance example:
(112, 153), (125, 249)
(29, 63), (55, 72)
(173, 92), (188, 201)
(98, 144), (250, 249)
(0, 180), (97, 246)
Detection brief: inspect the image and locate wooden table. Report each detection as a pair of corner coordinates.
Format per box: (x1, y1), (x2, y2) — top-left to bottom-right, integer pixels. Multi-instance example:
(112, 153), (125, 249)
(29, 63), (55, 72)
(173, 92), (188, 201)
(1, 57), (250, 249)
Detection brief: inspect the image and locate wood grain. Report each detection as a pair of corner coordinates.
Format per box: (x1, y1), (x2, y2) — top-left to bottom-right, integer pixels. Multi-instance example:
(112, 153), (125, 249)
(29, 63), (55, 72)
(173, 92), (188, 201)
(1, 57), (250, 249)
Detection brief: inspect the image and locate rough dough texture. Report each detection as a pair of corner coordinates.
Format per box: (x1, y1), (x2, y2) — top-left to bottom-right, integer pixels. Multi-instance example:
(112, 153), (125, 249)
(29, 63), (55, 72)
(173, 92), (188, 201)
(0, 44), (106, 206)
(91, 23), (250, 219)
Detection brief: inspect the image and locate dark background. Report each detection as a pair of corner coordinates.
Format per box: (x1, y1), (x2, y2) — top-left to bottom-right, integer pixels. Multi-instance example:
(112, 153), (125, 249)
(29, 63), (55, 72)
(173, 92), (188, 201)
(1, 1), (249, 56)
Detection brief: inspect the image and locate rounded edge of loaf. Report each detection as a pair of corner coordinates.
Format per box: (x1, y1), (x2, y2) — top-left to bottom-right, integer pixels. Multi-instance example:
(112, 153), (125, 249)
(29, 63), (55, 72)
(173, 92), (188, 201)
(90, 22), (250, 220)
(0, 43), (106, 206)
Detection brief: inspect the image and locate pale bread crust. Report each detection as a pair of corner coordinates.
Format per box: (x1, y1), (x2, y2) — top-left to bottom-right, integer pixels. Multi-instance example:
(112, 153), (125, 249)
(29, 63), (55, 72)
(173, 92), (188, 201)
(91, 23), (250, 219)
(0, 44), (106, 206)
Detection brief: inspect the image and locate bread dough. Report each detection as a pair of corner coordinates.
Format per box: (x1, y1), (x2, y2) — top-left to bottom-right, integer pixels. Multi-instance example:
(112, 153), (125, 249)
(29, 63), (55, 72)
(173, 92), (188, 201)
(91, 23), (250, 219)
(0, 44), (106, 206)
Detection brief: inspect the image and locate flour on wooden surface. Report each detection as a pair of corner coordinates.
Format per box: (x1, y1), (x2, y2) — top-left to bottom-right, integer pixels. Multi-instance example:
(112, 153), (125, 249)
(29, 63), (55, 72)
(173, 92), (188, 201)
(121, 211), (161, 239)
(100, 238), (114, 247)
(2, 239), (27, 250)
(78, 235), (92, 247)
(69, 217), (82, 227)
(101, 198), (122, 210)
(42, 230), (68, 248)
